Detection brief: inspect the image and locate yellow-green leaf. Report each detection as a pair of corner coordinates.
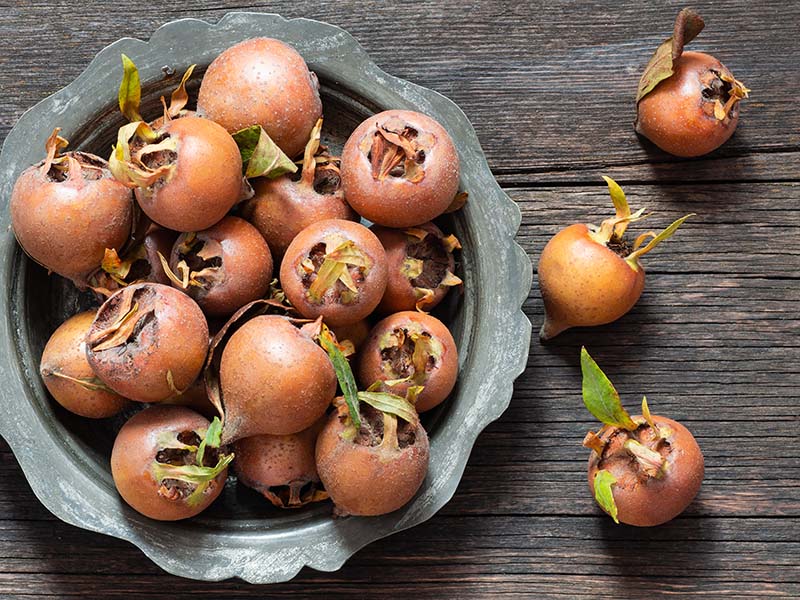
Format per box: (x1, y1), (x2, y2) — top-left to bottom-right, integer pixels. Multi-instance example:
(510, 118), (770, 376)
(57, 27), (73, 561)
(232, 125), (297, 179)
(581, 347), (637, 430)
(593, 469), (619, 524)
(118, 54), (143, 122)
(319, 330), (361, 429)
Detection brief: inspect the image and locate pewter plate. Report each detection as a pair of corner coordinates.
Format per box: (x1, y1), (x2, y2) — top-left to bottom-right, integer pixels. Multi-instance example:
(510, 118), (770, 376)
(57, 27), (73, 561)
(0, 12), (532, 583)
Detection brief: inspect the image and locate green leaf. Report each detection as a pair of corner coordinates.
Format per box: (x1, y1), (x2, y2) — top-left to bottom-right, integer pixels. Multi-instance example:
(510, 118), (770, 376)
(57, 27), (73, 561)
(319, 330), (361, 429)
(232, 125), (298, 179)
(196, 416), (222, 467)
(625, 213), (695, 271)
(593, 469), (619, 524)
(636, 8), (705, 103)
(118, 54), (143, 122)
(580, 347), (637, 430)
(152, 452), (233, 486)
(357, 391), (419, 425)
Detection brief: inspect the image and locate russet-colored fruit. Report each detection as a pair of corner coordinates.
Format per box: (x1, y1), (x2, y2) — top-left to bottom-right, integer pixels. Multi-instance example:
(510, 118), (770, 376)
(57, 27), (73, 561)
(340, 110), (460, 228)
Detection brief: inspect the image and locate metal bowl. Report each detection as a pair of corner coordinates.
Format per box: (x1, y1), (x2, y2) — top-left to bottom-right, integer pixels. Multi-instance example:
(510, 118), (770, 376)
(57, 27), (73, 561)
(0, 12), (531, 583)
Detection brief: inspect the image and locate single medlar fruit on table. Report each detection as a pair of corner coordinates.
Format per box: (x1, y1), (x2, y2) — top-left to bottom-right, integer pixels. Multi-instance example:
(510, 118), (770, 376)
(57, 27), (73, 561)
(109, 116), (243, 232)
(233, 418), (327, 509)
(197, 37), (322, 158)
(39, 311), (129, 418)
(635, 9), (749, 157)
(316, 397), (429, 517)
(340, 109), (460, 228)
(538, 177), (693, 340)
(581, 348), (704, 526)
(372, 222), (462, 313)
(164, 216), (273, 317)
(11, 129), (133, 286)
(85, 283), (209, 403)
(111, 405), (232, 521)
(358, 311), (458, 413)
(242, 118), (357, 258)
(280, 219), (388, 327)
(219, 314), (336, 441)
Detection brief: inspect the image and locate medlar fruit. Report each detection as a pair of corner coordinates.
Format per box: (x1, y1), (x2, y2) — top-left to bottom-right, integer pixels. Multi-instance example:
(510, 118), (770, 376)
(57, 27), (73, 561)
(85, 283), (209, 403)
(340, 109), (460, 227)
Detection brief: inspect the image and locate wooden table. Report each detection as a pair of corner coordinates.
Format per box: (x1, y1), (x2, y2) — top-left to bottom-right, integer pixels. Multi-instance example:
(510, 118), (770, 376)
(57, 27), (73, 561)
(2, 1), (798, 597)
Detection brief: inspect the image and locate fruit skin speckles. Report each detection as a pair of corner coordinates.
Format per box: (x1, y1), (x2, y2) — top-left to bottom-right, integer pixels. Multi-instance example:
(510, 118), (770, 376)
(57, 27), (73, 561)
(340, 109), (460, 228)
(197, 37), (322, 159)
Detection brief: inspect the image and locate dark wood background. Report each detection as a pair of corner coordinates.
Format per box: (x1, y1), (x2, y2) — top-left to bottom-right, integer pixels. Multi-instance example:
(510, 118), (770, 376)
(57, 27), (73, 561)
(1, 1), (798, 597)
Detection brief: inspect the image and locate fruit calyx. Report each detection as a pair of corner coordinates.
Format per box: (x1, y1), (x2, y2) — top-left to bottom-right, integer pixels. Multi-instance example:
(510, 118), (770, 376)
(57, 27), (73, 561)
(705, 70), (750, 121)
(586, 176), (694, 272)
(403, 227), (462, 311)
(320, 327), (421, 450)
(159, 234), (224, 291)
(581, 348), (671, 478)
(368, 123), (431, 183)
(87, 286), (156, 353)
(296, 117), (344, 195)
(636, 7), (749, 115)
(581, 348), (672, 521)
(151, 417), (234, 505)
(108, 120), (177, 189)
(377, 325), (443, 387)
(300, 235), (372, 304)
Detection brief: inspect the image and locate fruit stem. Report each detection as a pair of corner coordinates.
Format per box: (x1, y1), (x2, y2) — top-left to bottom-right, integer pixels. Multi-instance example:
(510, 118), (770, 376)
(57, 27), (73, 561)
(623, 439), (666, 479)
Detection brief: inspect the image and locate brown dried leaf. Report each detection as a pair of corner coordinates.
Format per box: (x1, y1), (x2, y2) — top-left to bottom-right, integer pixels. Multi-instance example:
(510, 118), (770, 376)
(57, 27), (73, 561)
(636, 8), (705, 103)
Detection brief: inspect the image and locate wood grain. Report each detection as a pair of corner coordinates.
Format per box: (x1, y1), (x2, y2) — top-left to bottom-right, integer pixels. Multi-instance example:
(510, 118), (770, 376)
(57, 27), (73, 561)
(1, 0), (798, 598)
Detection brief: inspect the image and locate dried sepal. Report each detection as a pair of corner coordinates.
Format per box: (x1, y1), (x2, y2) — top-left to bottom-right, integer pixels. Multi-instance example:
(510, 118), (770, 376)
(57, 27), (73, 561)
(118, 54), (143, 122)
(713, 72), (751, 121)
(232, 125), (298, 179)
(370, 125), (426, 182)
(413, 287), (436, 312)
(444, 191), (468, 214)
(582, 430), (607, 456)
(261, 482), (329, 509)
(636, 8), (705, 103)
(624, 439), (667, 479)
(40, 128), (70, 176)
(87, 301), (144, 352)
(401, 257), (425, 279)
(441, 234), (462, 253)
(404, 227), (429, 242)
(581, 347), (638, 430)
(100, 245), (147, 286)
(593, 469), (619, 524)
(625, 213), (695, 271)
(299, 117), (323, 187)
(108, 121), (172, 189)
(306, 240), (371, 303)
(168, 64), (196, 118)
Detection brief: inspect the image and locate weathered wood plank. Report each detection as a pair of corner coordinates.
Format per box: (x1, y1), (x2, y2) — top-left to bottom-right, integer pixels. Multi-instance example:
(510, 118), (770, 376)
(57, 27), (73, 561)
(0, 1), (798, 598)
(0, 1), (798, 184)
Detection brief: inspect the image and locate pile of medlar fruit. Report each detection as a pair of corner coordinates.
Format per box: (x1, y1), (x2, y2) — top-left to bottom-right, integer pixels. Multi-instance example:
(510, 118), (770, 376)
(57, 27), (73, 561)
(14, 37), (466, 522)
